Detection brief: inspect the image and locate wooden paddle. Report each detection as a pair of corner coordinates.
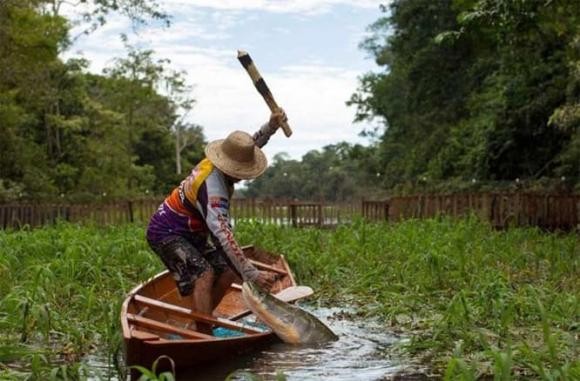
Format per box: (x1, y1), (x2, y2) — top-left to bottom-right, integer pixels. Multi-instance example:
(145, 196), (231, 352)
(273, 285), (313, 302)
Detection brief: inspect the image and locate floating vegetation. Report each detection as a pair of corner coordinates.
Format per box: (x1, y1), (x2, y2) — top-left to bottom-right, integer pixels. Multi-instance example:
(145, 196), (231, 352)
(0, 223), (161, 380)
(236, 217), (579, 379)
(0, 217), (578, 379)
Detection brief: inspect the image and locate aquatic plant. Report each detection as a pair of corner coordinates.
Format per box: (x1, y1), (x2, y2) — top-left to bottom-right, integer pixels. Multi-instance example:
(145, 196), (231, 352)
(0, 217), (577, 379)
(130, 355), (175, 381)
(0, 222), (161, 380)
(235, 217), (579, 379)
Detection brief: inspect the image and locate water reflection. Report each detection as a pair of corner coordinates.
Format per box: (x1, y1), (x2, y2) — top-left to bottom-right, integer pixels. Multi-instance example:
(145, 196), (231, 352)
(86, 353), (121, 381)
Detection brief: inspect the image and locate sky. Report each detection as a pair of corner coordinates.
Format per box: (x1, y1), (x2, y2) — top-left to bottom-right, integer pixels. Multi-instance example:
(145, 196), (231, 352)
(62, 0), (386, 163)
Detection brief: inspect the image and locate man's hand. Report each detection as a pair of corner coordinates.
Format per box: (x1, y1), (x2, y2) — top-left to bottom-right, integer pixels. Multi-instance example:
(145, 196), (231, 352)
(268, 108), (288, 131)
(254, 270), (278, 291)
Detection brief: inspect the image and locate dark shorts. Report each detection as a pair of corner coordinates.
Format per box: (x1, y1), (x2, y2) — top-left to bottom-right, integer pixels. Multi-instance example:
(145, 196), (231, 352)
(148, 236), (230, 296)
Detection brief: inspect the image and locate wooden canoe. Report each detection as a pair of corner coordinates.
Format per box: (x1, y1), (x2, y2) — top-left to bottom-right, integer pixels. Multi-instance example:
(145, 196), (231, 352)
(121, 245), (302, 376)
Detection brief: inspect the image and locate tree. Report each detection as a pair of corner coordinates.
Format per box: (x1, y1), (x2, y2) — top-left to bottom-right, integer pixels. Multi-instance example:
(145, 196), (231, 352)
(42, 0), (170, 36)
(349, 0), (580, 188)
(0, 1), (69, 199)
(0, 0), (205, 200)
(349, 0), (475, 186)
(244, 143), (385, 201)
(174, 122), (205, 175)
(100, 44), (196, 193)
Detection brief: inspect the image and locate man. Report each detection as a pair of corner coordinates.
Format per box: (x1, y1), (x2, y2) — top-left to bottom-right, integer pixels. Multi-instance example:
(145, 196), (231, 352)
(146, 110), (287, 333)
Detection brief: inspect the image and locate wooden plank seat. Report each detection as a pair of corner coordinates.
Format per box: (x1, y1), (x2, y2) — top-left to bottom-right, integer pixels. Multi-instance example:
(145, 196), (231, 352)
(249, 259), (288, 275)
(127, 313), (213, 340)
(130, 329), (164, 341)
(133, 295), (264, 335)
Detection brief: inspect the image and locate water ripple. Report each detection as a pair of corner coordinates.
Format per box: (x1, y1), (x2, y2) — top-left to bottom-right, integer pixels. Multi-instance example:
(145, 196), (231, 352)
(229, 306), (402, 381)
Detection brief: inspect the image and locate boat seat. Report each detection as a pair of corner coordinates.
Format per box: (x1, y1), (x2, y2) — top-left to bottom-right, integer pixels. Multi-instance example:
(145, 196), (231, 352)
(127, 313), (213, 340)
(133, 295), (265, 334)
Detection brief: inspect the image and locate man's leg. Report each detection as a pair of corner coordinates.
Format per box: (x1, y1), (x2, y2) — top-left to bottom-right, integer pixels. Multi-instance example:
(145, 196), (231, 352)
(192, 268), (215, 335)
(192, 268), (215, 313)
(204, 247), (243, 308)
(149, 236), (216, 334)
(211, 268), (241, 307)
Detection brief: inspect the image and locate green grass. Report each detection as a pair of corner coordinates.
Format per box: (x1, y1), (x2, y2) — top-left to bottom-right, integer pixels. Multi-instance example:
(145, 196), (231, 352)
(235, 217), (579, 380)
(0, 223), (162, 380)
(0, 217), (578, 380)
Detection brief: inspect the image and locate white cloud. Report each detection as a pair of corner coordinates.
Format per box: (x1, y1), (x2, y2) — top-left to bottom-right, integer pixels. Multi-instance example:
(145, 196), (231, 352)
(135, 44), (373, 161)
(163, 50), (372, 162)
(60, 0), (379, 163)
(164, 0), (383, 15)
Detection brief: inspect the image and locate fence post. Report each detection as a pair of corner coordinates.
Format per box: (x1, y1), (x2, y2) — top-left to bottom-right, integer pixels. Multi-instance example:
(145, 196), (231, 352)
(290, 202), (297, 227)
(127, 200), (133, 223)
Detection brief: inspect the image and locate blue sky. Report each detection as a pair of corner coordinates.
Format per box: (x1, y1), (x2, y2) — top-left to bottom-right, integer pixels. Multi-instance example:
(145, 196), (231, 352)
(63, 0), (386, 162)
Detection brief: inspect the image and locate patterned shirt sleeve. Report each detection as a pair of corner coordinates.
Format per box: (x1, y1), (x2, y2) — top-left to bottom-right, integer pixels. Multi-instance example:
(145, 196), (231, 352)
(252, 122), (276, 148)
(201, 170), (260, 281)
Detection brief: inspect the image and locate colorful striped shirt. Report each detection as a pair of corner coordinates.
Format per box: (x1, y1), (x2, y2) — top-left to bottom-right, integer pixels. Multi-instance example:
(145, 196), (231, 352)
(147, 123), (274, 281)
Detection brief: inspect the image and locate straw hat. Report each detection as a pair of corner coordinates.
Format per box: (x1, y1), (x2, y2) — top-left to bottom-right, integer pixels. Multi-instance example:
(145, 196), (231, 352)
(205, 130), (267, 180)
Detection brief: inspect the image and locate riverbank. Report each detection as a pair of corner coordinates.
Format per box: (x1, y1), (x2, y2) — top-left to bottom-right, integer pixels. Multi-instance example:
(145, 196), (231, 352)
(0, 218), (578, 379)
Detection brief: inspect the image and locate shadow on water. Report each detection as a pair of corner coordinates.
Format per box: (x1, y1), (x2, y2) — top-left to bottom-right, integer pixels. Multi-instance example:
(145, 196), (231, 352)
(88, 306), (428, 380)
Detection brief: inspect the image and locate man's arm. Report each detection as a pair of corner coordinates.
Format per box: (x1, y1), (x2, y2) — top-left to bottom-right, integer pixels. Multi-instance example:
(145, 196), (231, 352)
(202, 173), (276, 289)
(253, 109), (288, 148)
(205, 194), (258, 281)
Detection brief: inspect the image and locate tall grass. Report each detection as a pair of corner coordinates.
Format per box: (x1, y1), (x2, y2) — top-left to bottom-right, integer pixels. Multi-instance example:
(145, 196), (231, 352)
(235, 217), (579, 380)
(0, 217), (577, 379)
(0, 223), (161, 380)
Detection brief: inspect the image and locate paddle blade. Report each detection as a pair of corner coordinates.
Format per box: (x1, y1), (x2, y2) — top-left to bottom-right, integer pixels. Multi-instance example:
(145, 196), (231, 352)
(273, 286), (313, 303)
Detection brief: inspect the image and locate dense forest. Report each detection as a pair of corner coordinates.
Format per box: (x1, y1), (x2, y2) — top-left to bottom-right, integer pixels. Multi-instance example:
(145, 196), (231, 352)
(1, 0), (579, 203)
(0, 0), (204, 202)
(247, 0), (580, 200)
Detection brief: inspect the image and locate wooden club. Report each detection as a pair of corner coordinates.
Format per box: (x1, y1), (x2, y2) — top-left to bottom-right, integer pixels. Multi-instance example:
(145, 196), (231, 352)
(237, 50), (293, 137)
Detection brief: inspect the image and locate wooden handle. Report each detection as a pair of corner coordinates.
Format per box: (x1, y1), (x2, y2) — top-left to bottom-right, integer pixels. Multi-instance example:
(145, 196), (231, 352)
(237, 50), (293, 137)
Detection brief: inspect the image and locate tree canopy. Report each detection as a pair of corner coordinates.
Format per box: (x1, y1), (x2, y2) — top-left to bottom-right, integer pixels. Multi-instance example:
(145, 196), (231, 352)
(348, 0), (580, 188)
(243, 143), (385, 201)
(2, 0), (578, 202)
(246, 0), (579, 200)
(0, 0), (203, 202)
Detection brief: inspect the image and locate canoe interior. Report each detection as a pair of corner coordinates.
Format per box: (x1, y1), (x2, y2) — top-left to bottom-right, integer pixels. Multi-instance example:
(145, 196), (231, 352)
(121, 245), (297, 372)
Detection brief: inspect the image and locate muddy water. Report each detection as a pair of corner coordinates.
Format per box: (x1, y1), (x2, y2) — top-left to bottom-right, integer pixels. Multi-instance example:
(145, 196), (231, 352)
(88, 306), (407, 381)
(182, 306), (403, 380)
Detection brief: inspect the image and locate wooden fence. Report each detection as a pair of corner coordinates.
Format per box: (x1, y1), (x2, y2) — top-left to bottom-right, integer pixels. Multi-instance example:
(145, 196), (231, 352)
(0, 193), (578, 231)
(230, 199), (360, 227)
(362, 193), (580, 231)
(0, 199), (162, 229)
(0, 199), (361, 230)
